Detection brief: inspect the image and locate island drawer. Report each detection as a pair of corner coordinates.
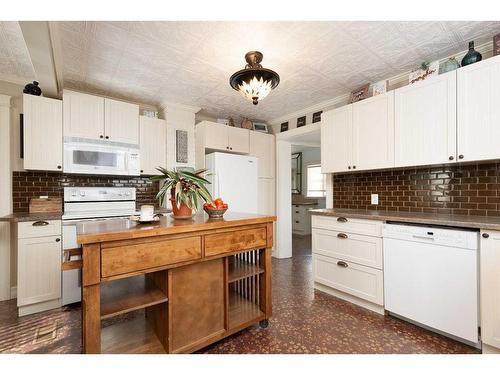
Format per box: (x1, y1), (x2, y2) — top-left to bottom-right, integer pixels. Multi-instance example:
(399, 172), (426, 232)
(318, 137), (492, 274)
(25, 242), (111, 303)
(205, 227), (267, 257)
(101, 236), (202, 278)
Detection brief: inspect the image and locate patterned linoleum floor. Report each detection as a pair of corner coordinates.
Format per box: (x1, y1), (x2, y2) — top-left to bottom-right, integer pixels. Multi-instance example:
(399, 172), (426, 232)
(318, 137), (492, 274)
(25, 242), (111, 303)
(0, 235), (479, 354)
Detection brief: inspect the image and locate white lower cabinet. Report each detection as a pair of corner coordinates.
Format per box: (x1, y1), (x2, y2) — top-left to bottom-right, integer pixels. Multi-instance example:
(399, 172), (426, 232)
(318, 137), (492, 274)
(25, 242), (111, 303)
(312, 215), (384, 313)
(313, 254), (384, 305)
(17, 220), (62, 316)
(292, 204), (312, 235)
(480, 229), (500, 350)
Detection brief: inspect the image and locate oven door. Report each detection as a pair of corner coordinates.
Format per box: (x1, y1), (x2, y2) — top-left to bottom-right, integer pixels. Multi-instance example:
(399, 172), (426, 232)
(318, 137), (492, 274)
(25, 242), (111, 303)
(64, 142), (129, 175)
(62, 223), (82, 305)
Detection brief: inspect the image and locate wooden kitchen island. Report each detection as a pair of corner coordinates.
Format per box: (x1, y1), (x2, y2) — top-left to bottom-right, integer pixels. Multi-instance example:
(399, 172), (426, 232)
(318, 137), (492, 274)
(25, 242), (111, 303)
(76, 212), (276, 354)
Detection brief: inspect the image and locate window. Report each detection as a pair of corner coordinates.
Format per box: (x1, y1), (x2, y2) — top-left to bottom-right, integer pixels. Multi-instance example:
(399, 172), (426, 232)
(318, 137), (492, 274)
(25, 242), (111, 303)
(306, 164), (326, 197)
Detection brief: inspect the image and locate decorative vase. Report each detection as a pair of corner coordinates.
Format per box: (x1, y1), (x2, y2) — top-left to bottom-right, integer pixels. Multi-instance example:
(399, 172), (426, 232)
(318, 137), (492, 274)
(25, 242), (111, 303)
(170, 198), (193, 217)
(461, 41), (482, 67)
(241, 118), (253, 130)
(23, 81), (42, 96)
(439, 57), (461, 74)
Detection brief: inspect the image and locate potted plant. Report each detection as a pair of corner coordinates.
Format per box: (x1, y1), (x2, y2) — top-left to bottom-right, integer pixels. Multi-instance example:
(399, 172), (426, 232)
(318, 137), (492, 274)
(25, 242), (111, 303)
(151, 167), (213, 217)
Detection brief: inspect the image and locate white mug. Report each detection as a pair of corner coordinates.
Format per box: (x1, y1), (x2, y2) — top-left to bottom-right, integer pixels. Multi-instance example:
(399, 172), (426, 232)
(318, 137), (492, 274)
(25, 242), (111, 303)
(140, 205), (154, 221)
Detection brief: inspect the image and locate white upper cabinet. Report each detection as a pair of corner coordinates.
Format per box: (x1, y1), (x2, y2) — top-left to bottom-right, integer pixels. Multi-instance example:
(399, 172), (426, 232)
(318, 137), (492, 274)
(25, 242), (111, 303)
(63, 90), (139, 144)
(203, 121), (228, 151)
(394, 71), (457, 167)
(321, 105), (352, 173)
(249, 131), (275, 178)
(227, 126), (250, 154)
(105, 98), (139, 144)
(458, 55), (500, 162)
(63, 90), (104, 140)
(196, 121), (251, 162)
(139, 116), (166, 175)
(352, 91), (395, 171)
(23, 94), (63, 172)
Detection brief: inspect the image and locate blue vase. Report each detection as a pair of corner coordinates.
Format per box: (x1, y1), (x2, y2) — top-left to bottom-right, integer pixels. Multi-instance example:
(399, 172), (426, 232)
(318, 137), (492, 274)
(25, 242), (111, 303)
(461, 41), (482, 67)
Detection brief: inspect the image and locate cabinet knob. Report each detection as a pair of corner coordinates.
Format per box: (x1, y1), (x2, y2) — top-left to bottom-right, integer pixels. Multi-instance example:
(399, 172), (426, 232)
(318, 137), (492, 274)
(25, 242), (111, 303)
(55, 238), (61, 242)
(348, 166), (351, 170)
(105, 136), (109, 139)
(352, 165), (356, 169)
(482, 233), (490, 239)
(459, 154), (464, 159)
(140, 170), (144, 173)
(295, 220), (299, 223)
(100, 135), (104, 139)
(57, 165), (62, 169)
(230, 147), (233, 150)
(32, 221), (49, 226)
(336, 261), (348, 268)
(337, 217), (348, 223)
(449, 156), (454, 160)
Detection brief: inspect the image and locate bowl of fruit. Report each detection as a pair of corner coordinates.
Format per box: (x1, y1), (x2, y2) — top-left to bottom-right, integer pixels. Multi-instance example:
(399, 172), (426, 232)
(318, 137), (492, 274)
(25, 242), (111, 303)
(203, 198), (228, 218)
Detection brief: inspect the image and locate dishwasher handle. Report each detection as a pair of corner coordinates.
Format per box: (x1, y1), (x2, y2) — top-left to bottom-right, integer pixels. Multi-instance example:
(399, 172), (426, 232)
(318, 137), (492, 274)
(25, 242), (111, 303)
(412, 234), (435, 241)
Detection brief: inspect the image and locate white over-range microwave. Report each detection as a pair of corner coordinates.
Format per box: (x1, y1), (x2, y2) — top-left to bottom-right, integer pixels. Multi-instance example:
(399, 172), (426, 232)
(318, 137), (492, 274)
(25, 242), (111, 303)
(63, 140), (140, 176)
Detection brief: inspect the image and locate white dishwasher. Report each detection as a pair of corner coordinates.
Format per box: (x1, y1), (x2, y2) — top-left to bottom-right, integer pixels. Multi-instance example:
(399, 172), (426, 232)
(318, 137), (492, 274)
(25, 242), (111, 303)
(383, 223), (479, 344)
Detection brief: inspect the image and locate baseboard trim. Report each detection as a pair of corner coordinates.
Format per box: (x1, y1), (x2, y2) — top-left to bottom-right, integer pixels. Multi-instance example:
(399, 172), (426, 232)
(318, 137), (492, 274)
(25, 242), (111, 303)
(482, 343), (500, 354)
(18, 299), (61, 317)
(314, 282), (385, 315)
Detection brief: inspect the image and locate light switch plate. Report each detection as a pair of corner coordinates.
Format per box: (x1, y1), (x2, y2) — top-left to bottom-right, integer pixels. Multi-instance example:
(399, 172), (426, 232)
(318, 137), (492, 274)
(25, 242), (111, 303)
(371, 194), (379, 205)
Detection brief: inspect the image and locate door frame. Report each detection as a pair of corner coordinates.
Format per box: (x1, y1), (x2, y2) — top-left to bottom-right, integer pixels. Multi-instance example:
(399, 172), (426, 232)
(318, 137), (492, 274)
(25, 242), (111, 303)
(274, 123), (331, 258)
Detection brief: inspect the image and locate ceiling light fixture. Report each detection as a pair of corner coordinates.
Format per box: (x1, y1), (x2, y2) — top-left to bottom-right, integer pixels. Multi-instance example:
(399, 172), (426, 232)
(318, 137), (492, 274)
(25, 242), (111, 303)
(229, 51), (280, 105)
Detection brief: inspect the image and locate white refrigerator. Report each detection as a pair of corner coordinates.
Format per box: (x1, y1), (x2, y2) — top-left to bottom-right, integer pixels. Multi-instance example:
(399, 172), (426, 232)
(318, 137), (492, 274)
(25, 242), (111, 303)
(205, 152), (258, 214)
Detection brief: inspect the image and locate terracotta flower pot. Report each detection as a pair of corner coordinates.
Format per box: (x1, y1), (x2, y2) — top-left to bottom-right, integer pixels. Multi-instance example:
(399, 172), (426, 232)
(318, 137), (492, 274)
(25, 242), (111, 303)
(170, 198), (193, 217)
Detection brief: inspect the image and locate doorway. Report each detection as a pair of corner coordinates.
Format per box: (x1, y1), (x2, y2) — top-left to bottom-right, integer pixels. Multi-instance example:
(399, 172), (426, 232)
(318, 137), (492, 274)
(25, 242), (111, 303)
(274, 123), (332, 259)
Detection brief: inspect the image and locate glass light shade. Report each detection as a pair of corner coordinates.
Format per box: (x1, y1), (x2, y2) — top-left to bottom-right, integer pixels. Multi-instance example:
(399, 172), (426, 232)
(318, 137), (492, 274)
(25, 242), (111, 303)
(238, 75), (273, 104)
(229, 51), (279, 105)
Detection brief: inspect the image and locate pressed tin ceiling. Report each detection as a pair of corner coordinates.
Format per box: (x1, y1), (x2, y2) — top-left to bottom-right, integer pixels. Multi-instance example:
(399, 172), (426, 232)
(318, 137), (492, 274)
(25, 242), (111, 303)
(0, 21), (35, 84)
(5, 21), (500, 121)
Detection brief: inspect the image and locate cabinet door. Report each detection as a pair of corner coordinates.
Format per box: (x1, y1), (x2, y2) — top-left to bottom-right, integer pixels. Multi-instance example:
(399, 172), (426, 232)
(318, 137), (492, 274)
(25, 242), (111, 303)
(227, 126), (250, 153)
(458, 55), (500, 162)
(104, 98), (139, 144)
(250, 132), (275, 178)
(480, 230), (500, 349)
(352, 91), (394, 171)
(321, 106), (352, 173)
(258, 178), (275, 215)
(17, 235), (61, 306)
(23, 95), (63, 171)
(203, 122), (228, 151)
(394, 71), (456, 167)
(140, 116), (166, 175)
(63, 91), (104, 140)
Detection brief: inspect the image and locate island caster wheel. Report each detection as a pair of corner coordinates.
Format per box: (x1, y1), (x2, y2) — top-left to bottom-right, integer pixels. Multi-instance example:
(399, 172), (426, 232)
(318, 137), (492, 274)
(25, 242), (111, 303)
(259, 319), (269, 328)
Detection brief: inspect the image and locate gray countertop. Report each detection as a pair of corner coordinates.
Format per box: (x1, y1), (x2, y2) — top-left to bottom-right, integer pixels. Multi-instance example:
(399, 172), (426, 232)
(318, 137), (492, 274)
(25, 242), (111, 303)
(309, 208), (500, 231)
(0, 207), (172, 223)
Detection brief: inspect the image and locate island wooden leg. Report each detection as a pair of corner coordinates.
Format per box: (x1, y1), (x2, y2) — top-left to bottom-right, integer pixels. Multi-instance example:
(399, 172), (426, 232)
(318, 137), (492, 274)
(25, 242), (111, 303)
(82, 243), (101, 354)
(259, 246), (272, 321)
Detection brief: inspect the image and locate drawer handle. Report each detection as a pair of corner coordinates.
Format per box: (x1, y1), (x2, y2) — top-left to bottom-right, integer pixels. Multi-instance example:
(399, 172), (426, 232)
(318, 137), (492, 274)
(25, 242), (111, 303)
(337, 217), (348, 223)
(295, 211), (299, 213)
(32, 221), (49, 226)
(295, 220), (299, 223)
(55, 238), (61, 242)
(337, 261), (348, 268)
(482, 233), (489, 239)
(337, 233), (348, 239)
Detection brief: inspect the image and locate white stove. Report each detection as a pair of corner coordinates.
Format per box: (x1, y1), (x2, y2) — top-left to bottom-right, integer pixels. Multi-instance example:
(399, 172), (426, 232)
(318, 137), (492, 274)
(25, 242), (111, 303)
(61, 187), (138, 305)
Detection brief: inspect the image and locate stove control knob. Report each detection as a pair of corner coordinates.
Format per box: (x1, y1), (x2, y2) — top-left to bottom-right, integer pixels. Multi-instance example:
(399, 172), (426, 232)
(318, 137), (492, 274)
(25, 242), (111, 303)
(80, 191), (86, 197)
(71, 190), (77, 197)
(125, 191), (131, 196)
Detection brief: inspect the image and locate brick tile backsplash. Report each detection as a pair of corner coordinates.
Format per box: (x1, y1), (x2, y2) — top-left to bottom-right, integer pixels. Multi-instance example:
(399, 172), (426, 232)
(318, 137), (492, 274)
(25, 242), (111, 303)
(12, 171), (160, 212)
(332, 163), (500, 216)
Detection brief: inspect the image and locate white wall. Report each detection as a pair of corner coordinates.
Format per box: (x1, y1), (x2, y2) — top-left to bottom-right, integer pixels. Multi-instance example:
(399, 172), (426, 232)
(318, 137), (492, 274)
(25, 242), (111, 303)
(0, 94), (12, 300)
